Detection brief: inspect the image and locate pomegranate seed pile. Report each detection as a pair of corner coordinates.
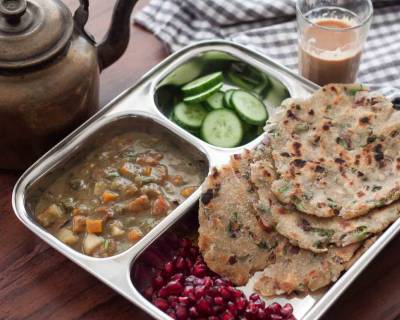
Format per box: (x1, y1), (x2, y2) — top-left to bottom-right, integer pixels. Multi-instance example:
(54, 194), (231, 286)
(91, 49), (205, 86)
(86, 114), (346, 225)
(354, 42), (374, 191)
(143, 238), (295, 320)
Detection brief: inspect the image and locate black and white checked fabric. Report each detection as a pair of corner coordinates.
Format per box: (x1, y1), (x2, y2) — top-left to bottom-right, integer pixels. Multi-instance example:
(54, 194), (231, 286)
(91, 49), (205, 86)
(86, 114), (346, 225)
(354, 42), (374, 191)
(135, 0), (400, 97)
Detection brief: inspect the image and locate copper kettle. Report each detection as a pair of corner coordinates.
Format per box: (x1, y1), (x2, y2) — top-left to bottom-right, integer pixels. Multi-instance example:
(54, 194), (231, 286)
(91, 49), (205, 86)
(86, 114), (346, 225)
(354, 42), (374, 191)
(0, 0), (137, 170)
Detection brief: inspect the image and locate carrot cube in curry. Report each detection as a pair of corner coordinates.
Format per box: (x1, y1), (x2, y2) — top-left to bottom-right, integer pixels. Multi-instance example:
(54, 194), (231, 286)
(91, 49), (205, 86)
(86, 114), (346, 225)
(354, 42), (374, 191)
(152, 196), (170, 216)
(72, 215), (86, 233)
(102, 190), (119, 203)
(86, 219), (103, 234)
(136, 152), (163, 166)
(143, 166), (152, 176)
(180, 186), (197, 198)
(71, 204), (90, 216)
(127, 227), (143, 242)
(169, 175), (184, 186)
(127, 195), (150, 213)
(119, 162), (142, 179)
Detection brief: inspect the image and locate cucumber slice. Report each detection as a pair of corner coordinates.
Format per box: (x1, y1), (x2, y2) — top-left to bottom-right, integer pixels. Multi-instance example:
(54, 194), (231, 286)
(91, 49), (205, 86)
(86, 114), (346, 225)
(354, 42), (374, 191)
(204, 91), (224, 111)
(173, 102), (208, 129)
(181, 72), (224, 96)
(231, 90), (268, 125)
(223, 89), (237, 109)
(270, 76), (289, 98)
(201, 109), (243, 148)
(159, 58), (203, 87)
(183, 82), (223, 104)
(202, 51), (239, 62)
(227, 71), (255, 91)
(264, 77), (290, 108)
(254, 75), (272, 97)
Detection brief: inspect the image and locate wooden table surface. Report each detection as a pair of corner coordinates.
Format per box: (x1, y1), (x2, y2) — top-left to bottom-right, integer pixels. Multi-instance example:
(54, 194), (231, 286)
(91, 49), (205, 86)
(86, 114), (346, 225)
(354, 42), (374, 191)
(0, 1), (399, 319)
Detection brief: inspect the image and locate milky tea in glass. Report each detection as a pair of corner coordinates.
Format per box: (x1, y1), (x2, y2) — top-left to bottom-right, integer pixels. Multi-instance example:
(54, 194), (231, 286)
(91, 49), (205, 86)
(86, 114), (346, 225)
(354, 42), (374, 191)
(297, 0), (373, 86)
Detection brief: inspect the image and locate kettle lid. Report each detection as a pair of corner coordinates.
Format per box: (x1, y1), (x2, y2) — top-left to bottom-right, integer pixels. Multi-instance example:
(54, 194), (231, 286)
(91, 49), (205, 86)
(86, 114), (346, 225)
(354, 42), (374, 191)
(0, 0), (73, 69)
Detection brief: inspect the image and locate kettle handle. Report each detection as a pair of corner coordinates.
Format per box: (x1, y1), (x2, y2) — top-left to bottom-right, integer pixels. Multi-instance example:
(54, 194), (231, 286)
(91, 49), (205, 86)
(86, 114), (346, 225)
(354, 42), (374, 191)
(74, 0), (138, 71)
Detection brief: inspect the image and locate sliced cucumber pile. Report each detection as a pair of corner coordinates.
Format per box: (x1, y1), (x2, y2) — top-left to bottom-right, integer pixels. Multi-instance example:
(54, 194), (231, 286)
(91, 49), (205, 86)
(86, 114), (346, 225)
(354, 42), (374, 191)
(168, 64), (290, 148)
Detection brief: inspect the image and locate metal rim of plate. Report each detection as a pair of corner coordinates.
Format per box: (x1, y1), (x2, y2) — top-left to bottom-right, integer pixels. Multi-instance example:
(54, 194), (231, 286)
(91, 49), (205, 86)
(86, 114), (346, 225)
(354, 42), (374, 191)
(11, 40), (400, 320)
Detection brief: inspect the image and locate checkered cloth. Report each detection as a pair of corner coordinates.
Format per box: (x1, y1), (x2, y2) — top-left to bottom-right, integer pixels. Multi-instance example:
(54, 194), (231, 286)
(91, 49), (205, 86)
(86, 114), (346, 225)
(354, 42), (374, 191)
(135, 0), (400, 98)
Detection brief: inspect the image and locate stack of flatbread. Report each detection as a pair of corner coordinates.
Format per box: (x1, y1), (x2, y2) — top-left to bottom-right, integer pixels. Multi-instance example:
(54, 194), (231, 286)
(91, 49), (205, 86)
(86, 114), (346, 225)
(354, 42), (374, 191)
(198, 84), (400, 297)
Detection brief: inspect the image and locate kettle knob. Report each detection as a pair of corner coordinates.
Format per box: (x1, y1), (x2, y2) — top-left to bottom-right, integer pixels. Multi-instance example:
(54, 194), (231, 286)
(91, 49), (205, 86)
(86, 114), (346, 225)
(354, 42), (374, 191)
(0, 0), (27, 24)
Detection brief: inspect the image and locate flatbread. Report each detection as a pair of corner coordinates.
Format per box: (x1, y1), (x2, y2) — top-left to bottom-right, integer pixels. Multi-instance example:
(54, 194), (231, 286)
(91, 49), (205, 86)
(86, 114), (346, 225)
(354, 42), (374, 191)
(250, 146), (400, 252)
(267, 84), (400, 219)
(254, 241), (360, 297)
(344, 236), (378, 270)
(198, 149), (381, 297)
(198, 159), (280, 286)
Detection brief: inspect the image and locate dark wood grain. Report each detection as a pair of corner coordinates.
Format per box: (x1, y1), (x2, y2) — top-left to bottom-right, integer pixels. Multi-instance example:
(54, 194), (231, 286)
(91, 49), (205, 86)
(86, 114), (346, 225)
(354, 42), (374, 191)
(0, 1), (399, 319)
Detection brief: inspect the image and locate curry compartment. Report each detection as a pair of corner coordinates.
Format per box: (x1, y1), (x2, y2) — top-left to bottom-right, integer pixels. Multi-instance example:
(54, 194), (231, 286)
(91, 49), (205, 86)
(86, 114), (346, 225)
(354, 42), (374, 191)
(23, 114), (209, 258)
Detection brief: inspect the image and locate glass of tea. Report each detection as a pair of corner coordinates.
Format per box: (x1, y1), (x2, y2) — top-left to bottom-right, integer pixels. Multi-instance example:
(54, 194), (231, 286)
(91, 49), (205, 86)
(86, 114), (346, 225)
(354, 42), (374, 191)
(297, 0), (373, 86)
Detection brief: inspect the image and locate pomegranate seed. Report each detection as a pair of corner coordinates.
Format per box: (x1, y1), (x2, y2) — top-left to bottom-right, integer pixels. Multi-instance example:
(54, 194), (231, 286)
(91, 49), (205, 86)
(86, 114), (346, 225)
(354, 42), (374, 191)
(164, 261), (175, 275)
(189, 246), (199, 257)
(209, 316), (219, 320)
(175, 304), (188, 320)
(270, 315), (283, 320)
(203, 276), (213, 288)
(207, 286), (219, 297)
(236, 297), (248, 311)
(167, 295), (178, 304)
(212, 305), (224, 315)
(231, 288), (243, 298)
(185, 258), (193, 269)
(189, 306), (199, 317)
(171, 273), (184, 283)
(152, 275), (165, 288)
(221, 311), (235, 320)
(269, 302), (282, 314)
(219, 287), (231, 299)
(180, 238), (192, 248)
(195, 285), (207, 298)
(253, 299), (265, 309)
(175, 256), (187, 270)
(166, 309), (176, 318)
(178, 296), (190, 305)
(245, 302), (258, 316)
(257, 308), (267, 319)
(196, 297), (212, 315)
(227, 301), (238, 315)
(214, 296), (224, 305)
(193, 262), (207, 277)
(281, 303), (294, 316)
(154, 298), (169, 311)
(250, 293), (261, 301)
(143, 286), (153, 299)
(164, 280), (184, 295)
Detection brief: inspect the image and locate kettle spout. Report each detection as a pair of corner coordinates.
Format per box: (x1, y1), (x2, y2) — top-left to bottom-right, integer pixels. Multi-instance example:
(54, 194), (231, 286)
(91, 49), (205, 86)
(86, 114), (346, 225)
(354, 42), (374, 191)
(97, 0), (138, 70)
